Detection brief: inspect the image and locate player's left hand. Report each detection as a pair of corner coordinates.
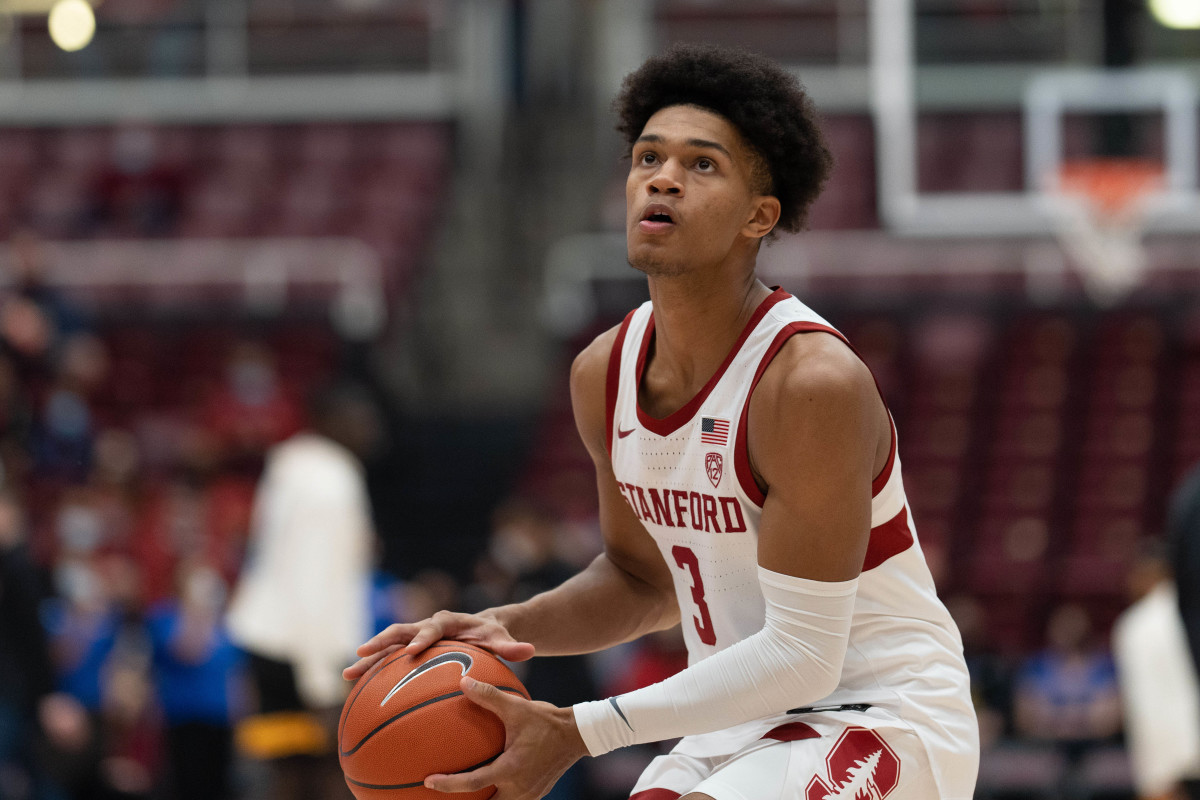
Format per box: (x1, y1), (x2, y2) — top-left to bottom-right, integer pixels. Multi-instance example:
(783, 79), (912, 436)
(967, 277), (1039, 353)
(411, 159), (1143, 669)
(423, 676), (589, 800)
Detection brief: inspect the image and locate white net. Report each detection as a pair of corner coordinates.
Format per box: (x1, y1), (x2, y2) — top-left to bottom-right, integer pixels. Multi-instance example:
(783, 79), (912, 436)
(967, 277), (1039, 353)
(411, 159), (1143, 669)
(1044, 161), (1162, 303)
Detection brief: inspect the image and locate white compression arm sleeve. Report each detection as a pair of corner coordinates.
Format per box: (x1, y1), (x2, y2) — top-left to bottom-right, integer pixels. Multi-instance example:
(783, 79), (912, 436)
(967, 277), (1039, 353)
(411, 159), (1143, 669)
(572, 567), (858, 756)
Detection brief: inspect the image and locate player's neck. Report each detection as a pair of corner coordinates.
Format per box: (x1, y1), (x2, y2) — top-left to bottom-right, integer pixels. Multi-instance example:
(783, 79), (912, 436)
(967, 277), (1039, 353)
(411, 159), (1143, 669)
(641, 271), (771, 412)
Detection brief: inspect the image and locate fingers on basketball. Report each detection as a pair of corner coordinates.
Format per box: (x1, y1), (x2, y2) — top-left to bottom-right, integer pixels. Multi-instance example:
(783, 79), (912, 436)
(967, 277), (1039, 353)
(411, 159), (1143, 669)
(425, 757), (504, 795)
(342, 644), (396, 681)
(460, 676), (513, 714)
(492, 638), (536, 662)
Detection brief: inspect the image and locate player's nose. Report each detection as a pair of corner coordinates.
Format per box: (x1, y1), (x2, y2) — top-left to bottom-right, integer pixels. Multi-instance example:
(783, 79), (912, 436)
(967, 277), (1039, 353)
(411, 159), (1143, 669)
(647, 161), (684, 196)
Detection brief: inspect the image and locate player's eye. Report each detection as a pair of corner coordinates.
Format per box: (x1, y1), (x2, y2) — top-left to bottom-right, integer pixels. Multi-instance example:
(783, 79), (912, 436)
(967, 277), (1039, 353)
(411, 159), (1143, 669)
(638, 151), (658, 166)
(696, 158), (714, 172)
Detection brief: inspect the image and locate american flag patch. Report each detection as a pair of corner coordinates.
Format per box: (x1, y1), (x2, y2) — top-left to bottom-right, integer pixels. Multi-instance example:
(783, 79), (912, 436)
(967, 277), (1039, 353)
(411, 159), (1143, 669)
(700, 417), (730, 446)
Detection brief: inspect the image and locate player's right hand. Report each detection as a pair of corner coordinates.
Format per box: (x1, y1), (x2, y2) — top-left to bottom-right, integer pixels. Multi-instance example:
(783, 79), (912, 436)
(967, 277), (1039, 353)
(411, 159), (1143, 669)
(342, 610), (536, 681)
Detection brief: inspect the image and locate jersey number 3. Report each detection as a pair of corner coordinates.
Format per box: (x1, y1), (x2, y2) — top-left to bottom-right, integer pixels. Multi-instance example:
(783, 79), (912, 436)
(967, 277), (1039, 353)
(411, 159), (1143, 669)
(672, 545), (717, 646)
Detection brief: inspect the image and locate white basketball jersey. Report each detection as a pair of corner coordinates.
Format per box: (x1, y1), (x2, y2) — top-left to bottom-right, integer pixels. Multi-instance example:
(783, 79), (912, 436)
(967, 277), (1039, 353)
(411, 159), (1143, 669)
(605, 289), (978, 798)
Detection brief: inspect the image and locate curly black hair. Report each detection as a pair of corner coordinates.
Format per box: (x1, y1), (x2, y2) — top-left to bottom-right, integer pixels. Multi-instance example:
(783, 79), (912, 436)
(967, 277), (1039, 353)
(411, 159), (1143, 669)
(614, 43), (833, 234)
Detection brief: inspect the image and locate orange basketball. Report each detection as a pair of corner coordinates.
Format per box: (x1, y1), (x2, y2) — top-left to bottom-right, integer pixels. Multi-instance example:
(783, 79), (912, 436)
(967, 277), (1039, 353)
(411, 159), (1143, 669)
(338, 641), (528, 800)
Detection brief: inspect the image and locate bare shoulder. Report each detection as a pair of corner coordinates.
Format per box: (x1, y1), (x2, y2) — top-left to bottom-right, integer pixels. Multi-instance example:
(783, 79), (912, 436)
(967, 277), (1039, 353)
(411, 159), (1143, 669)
(749, 330), (885, 487)
(569, 325), (619, 398)
(569, 324), (623, 461)
(756, 331), (878, 412)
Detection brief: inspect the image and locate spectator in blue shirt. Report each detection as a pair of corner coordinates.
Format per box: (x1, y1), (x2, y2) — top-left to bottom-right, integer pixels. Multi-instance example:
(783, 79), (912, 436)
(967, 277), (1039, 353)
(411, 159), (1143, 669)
(146, 559), (244, 800)
(1014, 602), (1122, 762)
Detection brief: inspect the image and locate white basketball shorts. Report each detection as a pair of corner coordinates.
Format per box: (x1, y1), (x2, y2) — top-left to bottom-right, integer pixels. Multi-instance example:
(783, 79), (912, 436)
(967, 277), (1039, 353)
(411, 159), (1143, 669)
(626, 714), (943, 800)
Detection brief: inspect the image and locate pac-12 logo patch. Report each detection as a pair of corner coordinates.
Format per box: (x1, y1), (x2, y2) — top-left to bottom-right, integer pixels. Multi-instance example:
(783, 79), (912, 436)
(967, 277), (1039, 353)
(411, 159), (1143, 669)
(705, 452), (723, 488)
(806, 727), (900, 800)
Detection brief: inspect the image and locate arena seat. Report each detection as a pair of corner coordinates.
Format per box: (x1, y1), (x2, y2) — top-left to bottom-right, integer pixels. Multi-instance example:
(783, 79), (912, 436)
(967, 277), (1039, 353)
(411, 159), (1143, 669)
(6, 121), (452, 293)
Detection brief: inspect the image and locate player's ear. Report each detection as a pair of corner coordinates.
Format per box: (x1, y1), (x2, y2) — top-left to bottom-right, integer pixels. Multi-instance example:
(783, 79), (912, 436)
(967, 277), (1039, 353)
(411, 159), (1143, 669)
(743, 195), (781, 240)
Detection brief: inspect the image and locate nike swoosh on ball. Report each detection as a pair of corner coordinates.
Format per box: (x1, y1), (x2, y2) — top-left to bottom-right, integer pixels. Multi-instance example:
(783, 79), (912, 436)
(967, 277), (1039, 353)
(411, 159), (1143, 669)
(380, 652), (474, 707)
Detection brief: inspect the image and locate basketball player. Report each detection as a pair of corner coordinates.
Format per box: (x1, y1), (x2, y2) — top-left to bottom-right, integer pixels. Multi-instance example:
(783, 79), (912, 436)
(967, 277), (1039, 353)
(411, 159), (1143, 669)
(346, 44), (979, 800)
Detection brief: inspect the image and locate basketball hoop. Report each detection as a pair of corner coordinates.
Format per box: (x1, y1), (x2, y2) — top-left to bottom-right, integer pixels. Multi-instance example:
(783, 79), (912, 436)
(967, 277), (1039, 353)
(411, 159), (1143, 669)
(1045, 159), (1163, 302)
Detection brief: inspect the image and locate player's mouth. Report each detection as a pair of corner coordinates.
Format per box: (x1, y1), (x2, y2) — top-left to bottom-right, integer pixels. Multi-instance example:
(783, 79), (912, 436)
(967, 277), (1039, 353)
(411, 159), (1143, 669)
(637, 203), (677, 234)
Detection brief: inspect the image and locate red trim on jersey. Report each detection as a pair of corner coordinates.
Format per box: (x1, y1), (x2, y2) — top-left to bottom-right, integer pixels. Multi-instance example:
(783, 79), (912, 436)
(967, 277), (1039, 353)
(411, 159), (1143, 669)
(634, 288), (790, 437)
(733, 320), (899, 506)
(605, 311), (636, 458)
(629, 790), (682, 800)
(863, 506), (914, 571)
(734, 320), (846, 506)
(871, 418), (898, 496)
(763, 721), (821, 742)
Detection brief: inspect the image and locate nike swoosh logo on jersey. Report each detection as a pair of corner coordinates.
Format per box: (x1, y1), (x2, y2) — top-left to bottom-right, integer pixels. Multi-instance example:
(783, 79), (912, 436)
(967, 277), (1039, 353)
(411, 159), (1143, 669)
(617, 427), (635, 438)
(380, 652), (474, 707)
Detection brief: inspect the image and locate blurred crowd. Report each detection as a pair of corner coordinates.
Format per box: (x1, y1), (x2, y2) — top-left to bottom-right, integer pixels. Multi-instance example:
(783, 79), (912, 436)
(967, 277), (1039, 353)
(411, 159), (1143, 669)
(951, 533), (1200, 800)
(953, 594), (1125, 798)
(0, 229), (665, 800)
(0, 229), (296, 800)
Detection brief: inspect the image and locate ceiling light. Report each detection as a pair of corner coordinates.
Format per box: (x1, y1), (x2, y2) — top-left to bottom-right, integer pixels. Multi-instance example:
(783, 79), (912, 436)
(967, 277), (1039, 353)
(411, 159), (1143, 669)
(1149, 0), (1200, 29)
(47, 0), (95, 52)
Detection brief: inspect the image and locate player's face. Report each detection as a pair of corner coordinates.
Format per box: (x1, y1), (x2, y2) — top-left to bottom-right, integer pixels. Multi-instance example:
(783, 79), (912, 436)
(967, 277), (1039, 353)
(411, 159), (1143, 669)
(625, 104), (775, 277)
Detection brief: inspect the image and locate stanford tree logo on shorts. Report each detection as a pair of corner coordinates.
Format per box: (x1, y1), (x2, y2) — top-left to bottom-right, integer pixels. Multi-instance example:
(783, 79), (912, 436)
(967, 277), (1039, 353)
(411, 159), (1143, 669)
(806, 727), (900, 800)
(705, 452), (723, 488)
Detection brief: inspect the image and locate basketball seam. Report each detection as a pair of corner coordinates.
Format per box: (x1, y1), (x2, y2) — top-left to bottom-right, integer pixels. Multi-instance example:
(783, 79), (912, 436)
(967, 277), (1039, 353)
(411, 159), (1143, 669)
(339, 685), (527, 757)
(341, 647), (411, 742)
